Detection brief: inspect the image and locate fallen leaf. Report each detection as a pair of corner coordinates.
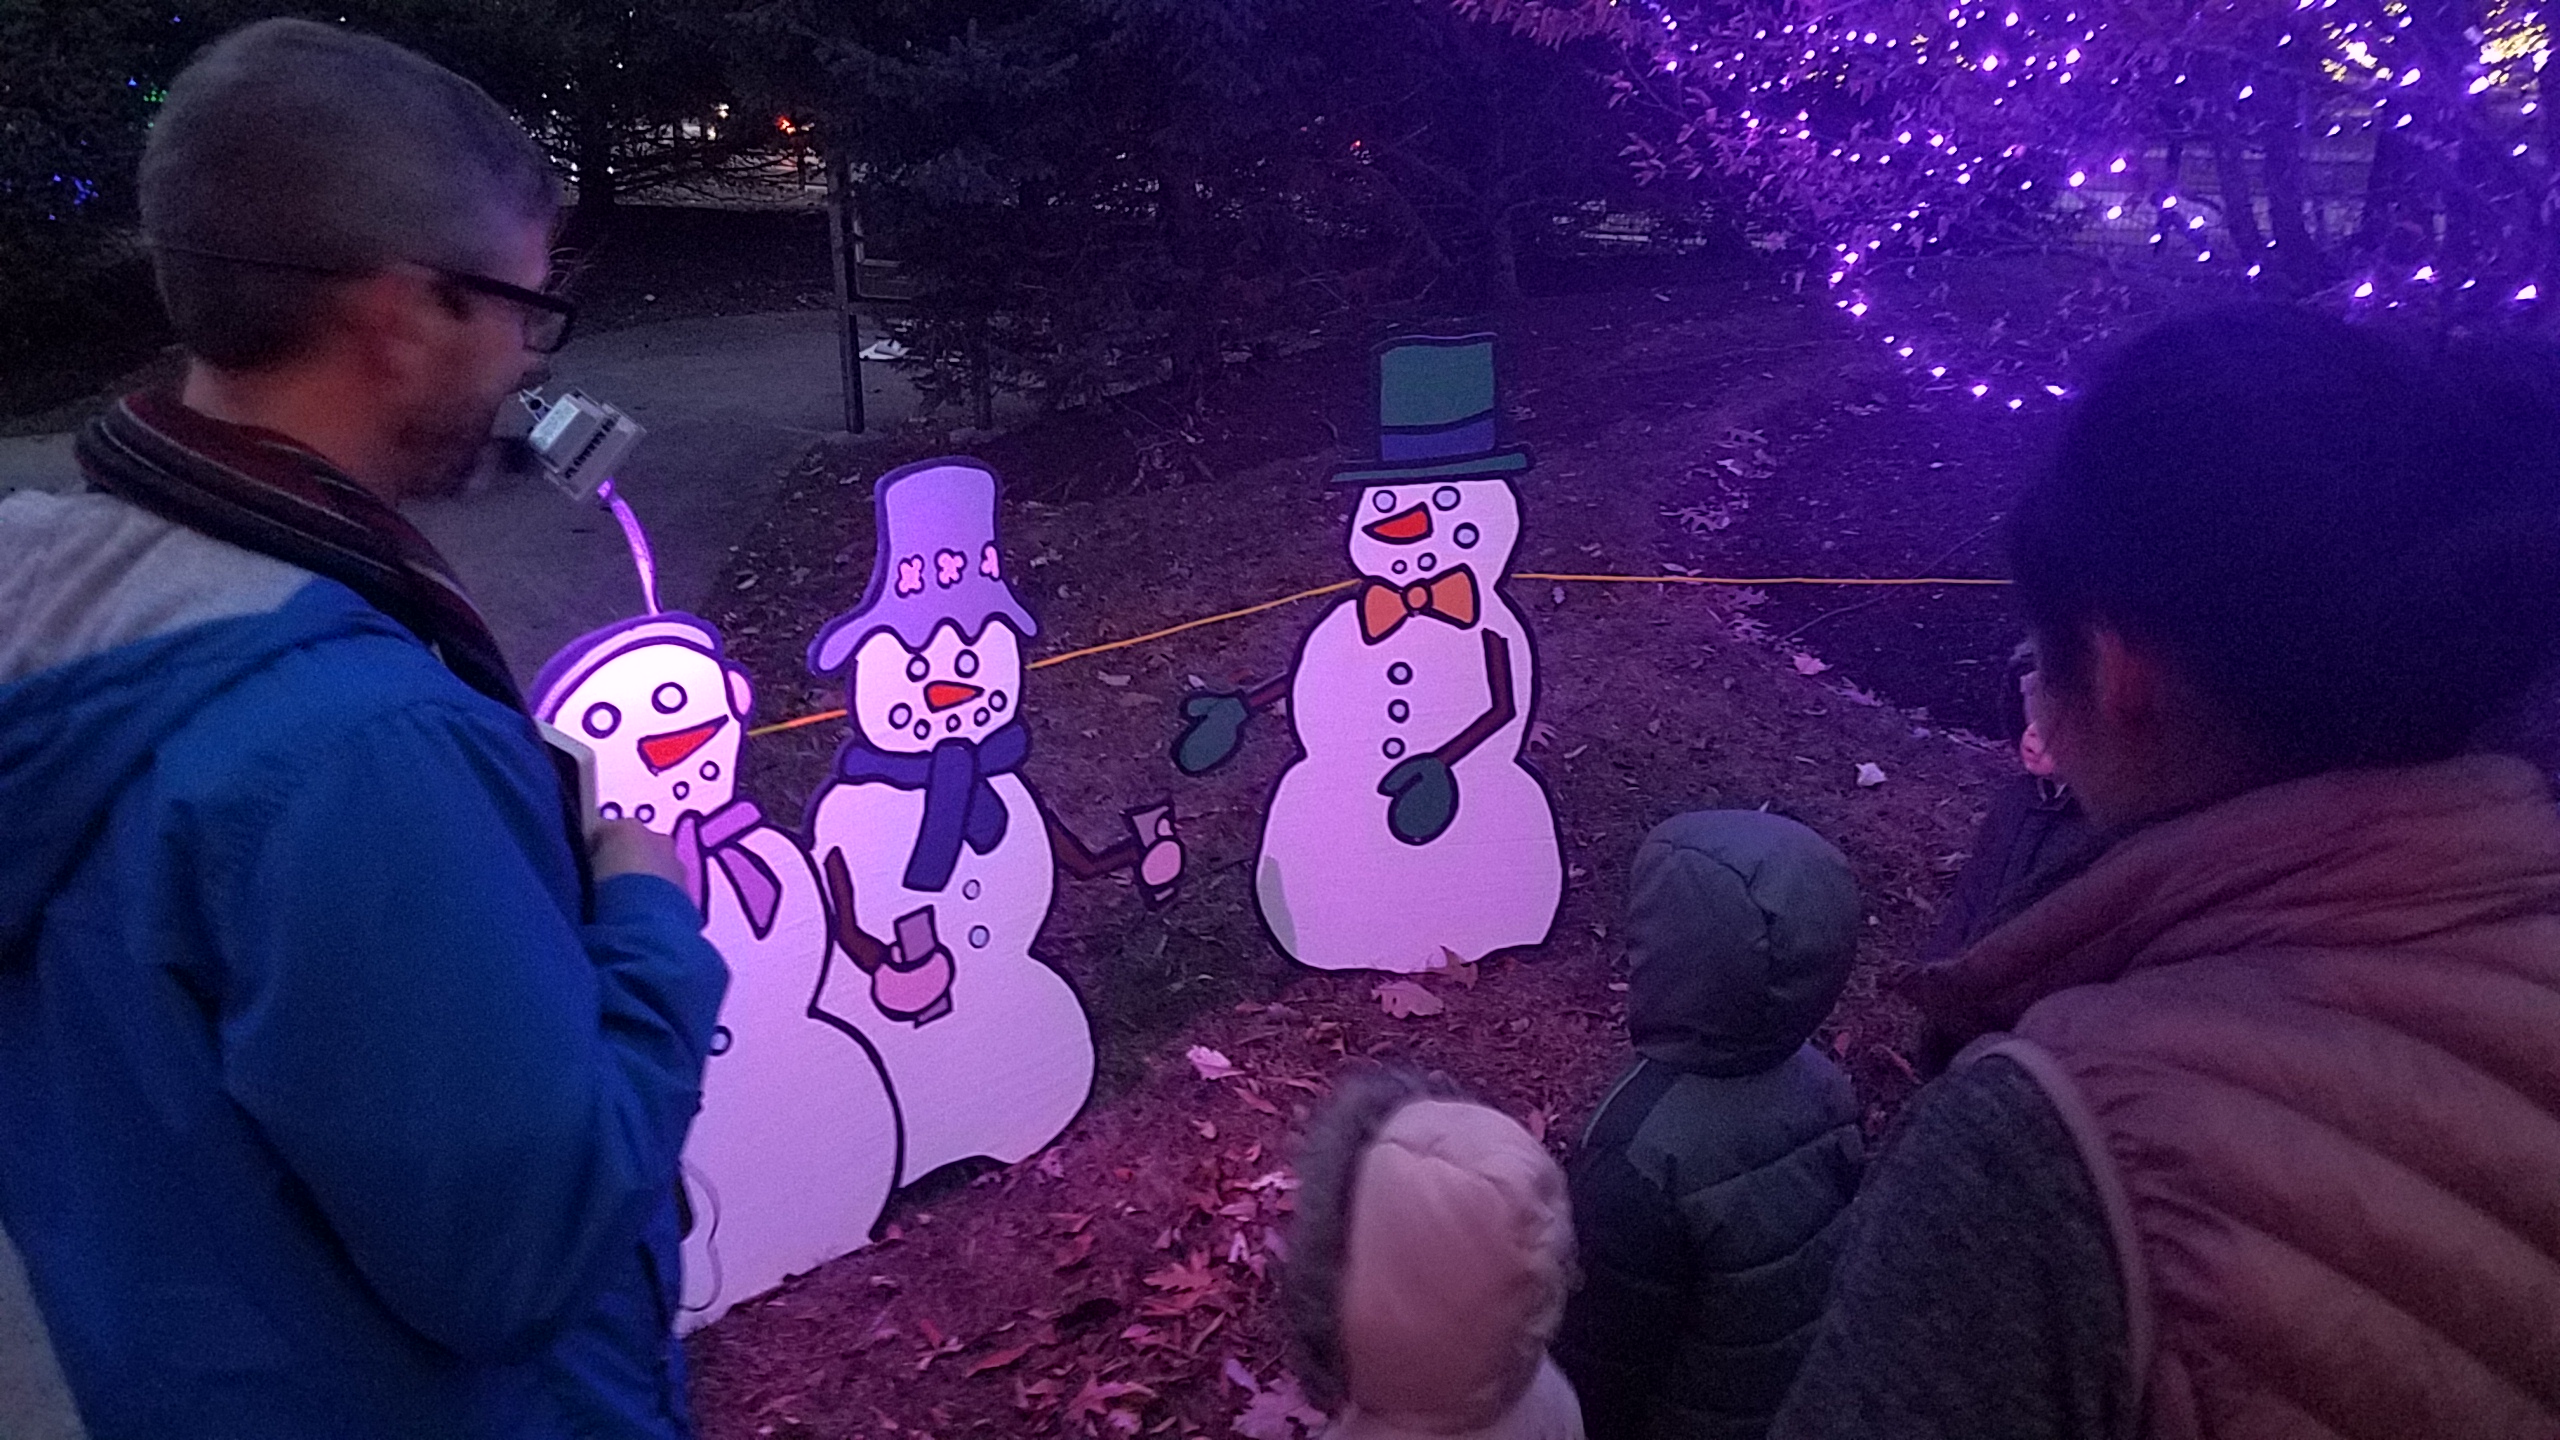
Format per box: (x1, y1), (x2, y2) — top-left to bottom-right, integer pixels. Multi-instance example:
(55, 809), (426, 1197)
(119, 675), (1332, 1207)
(1191, 1118), (1218, 1140)
(1791, 652), (1832, 676)
(1143, 1253), (1220, 1294)
(1375, 980), (1446, 1018)
(1233, 1373), (1329, 1440)
(1235, 1087), (1280, 1116)
(1098, 672), (1133, 688)
(1065, 1376), (1156, 1429)
(1856, 762), (1889, 789)
(1428, 947), (1481, 989)
(1054, 1231), (1096, 1270)
(1186, 1045), (1240, 1081)
(965, 1340), (1038, 1377)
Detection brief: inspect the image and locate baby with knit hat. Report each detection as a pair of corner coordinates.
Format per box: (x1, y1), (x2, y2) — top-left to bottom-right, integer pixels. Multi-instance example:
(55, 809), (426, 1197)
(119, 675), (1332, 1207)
(1283, 1070), (1585, 1440)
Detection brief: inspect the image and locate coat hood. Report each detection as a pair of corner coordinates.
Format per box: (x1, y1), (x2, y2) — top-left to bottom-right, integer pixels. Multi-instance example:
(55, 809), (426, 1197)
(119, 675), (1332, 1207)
(1286, 1072), (1576, 1439)
(1624, 810), (1861, 1076)
(0, 492), (383, 968)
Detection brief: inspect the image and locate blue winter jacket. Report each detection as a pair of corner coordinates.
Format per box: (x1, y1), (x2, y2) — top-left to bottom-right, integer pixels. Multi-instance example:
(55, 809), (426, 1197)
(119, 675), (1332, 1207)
(0, 490), (729, 1439)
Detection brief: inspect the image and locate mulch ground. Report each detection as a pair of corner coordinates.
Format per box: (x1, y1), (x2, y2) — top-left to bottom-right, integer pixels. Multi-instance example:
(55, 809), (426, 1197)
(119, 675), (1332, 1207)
(679, 274), (2054, 1438)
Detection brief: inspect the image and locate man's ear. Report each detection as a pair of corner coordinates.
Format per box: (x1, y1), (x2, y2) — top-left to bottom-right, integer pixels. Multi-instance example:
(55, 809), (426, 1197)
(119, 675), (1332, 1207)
(726, 666), (754, 722)
(333, 268), (446, 385)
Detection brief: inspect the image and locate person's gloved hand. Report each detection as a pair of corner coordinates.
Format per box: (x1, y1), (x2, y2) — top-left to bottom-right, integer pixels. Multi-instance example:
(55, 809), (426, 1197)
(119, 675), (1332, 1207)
(1174, 691), (1253, 775)
(1379, 754), (1459, 845)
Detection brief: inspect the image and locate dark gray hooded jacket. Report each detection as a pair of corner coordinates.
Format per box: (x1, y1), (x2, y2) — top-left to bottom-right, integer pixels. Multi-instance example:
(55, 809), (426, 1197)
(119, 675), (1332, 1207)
(1551, 811), (1865, 1440)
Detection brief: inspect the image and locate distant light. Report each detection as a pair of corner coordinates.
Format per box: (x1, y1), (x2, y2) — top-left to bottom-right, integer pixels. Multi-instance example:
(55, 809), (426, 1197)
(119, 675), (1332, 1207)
(2069, 171), (2088, 186)
(1981, 54), (2000, 70)
(1849, 301), (1869, 315)
(2109, 157), (2127, 173)
(2354, 280), (2375, 298)
(2106, 205), (2125, 219)
(2238, 85), (2255, 99)
(2044, 384), (2067, 397)
(2519, 283), (2541, 301)
(1899, 346), (1915, 357)
(2162, 194), (2180, 208)
(1971, 382), (1990, 397)
(2414, 264), (2436, 282)
(2248, 263), (2264, 277)
(2007, 398), (2025, 409)
(1931, 366), (1949, 378)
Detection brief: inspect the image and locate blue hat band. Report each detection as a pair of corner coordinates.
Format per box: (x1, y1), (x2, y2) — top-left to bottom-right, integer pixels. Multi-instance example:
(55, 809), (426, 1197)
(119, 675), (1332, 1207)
(1378, 414), (1499, 462)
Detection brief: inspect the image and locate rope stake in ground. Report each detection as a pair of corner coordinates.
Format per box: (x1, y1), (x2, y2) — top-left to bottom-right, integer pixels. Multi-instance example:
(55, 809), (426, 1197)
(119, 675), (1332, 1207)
(746, 571), (2009, 738)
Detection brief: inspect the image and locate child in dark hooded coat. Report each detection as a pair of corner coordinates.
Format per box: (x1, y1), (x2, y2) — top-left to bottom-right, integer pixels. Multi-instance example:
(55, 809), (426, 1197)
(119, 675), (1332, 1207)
(1551, 811), (1865, 1440)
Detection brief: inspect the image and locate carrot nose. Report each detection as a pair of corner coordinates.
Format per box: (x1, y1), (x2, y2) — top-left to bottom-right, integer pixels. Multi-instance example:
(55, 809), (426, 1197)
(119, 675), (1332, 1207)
(924, 681), (983, 713)
(1362, 504), (1432, 544)
(638, 716), (727, 774)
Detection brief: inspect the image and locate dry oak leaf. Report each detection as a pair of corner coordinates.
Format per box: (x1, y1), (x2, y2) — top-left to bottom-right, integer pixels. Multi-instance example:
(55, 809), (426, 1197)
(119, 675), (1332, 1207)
(1233, 1373), (1329, 1440)
(1186, 1045), (1241, 1081)
(1374, 980), (1447, 1018)
(1791, 652), (1832, 676)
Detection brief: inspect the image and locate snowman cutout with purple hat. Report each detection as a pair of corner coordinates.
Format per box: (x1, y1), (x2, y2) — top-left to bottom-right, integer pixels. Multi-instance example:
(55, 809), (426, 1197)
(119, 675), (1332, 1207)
(805, 457), (1185, 1184)
(1173, 334), (1563, 973)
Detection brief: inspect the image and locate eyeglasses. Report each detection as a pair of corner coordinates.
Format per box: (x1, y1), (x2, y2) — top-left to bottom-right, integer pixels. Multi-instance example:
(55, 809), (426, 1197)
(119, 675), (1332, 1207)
(148, 241), (580, 354)
(431, 269), (578, 354)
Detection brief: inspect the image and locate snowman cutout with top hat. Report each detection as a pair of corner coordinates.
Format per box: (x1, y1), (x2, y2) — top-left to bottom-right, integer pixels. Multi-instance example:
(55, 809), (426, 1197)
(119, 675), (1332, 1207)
(1174, 334), (1563, 972)
(806, 457), (1185, 1185)
(529, 494), (898, 1334)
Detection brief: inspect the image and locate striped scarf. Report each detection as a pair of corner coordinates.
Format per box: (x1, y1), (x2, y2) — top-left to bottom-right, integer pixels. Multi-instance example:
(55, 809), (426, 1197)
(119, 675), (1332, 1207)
(76, 391), (525, 712)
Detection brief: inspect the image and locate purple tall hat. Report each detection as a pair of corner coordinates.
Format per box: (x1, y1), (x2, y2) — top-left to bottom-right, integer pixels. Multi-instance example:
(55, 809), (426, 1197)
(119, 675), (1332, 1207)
(808, 457), (1040, 676)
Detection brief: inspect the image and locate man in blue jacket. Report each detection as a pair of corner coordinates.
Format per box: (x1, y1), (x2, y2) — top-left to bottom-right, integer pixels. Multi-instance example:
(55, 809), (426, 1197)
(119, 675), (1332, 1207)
(0, 19), (728, 1439)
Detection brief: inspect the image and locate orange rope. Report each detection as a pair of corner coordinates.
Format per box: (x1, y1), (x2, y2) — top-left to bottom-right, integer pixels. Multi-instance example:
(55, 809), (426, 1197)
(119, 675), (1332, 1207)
(744, 571), (2004, 738)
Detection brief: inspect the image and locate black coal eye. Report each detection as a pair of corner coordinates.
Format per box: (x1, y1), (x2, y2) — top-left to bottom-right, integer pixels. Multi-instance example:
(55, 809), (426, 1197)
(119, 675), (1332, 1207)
(1434, 486), (1462, 510)
(582, 701), (620, 738)
(652, 682), (686, 714)
(1373, 489), (1396, 512)
(955, 650), (979, 678)
(906, 655), (929, 682)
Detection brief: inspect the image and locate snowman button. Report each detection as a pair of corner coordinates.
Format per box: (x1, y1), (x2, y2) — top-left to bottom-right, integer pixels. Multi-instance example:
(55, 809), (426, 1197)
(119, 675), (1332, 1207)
(635, 804), (656, 824)
(963, 879), (982, 900)
(1388, 662), (1413, 685)
(1388, 699), (1409, 722)
(968, 925), (990, 949)
(1383, 738), (1406, 759)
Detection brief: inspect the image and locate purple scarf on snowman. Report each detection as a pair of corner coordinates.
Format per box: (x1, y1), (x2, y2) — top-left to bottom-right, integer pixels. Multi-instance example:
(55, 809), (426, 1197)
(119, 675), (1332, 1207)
(833, 722), (1031, 892)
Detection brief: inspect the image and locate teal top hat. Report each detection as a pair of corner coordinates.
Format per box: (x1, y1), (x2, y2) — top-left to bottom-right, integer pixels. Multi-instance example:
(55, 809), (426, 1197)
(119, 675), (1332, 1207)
(1331, 333), (1534, 486)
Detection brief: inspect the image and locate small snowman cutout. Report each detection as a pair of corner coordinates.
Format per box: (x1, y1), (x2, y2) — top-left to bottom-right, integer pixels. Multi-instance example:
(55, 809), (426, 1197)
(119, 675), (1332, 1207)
(533, 530), (899, 1332)
(805, 458), (1183, 1185)
(1175, 335), (1563, 972)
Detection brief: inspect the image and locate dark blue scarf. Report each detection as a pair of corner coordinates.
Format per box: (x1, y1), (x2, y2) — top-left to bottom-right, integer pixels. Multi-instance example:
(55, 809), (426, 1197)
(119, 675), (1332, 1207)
(832, 722), (1031, 892)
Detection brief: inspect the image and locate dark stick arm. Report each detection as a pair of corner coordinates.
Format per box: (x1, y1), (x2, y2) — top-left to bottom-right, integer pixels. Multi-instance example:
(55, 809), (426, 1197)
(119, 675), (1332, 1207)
(1242, 671), (1291, 711)
(1434, 630), (1518, 767)
(1045, 807), (1146, 881)
(822, 847), (891, 973)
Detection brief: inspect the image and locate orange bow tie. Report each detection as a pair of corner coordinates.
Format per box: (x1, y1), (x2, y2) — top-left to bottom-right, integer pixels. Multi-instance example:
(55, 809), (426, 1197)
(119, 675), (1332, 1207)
(1358, 567), (1480, 643)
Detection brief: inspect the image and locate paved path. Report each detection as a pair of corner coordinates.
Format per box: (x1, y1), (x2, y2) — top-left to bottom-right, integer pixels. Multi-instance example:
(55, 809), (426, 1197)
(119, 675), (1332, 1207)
(1, 310), (1034, 685)
(411, 309), (962, 682)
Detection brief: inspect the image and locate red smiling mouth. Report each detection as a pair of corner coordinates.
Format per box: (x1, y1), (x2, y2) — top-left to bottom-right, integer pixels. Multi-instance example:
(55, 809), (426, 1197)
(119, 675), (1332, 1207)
(1362, 504), (1433, 544)
(638, 716), (727, 774)
(924, 681), (984, 712)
